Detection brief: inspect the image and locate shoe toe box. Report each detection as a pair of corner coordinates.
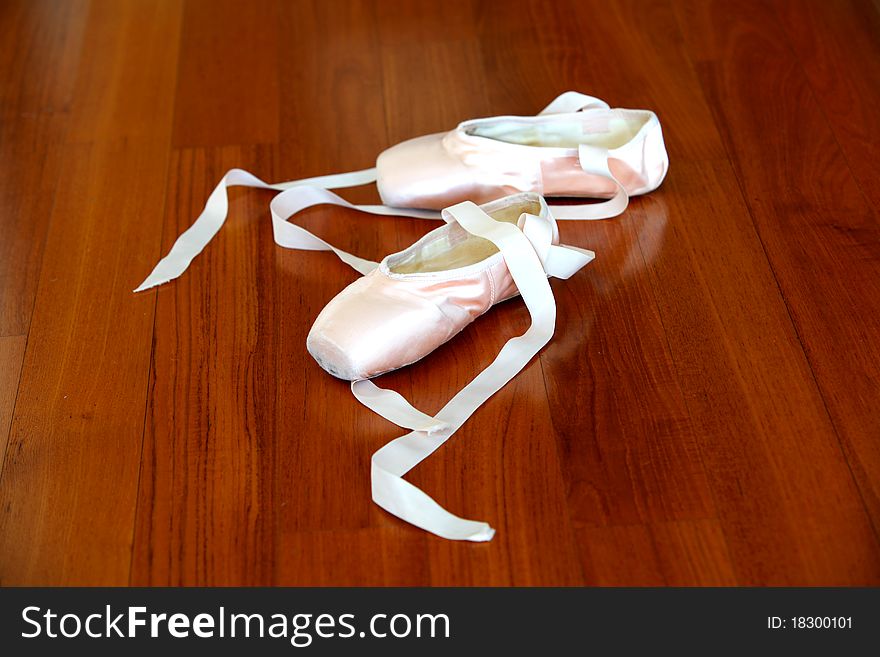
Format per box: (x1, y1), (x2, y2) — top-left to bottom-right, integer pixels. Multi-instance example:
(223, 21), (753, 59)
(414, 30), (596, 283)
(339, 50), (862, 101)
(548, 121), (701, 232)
(376, 133), (477, 210)
(307, 274), (456, 380)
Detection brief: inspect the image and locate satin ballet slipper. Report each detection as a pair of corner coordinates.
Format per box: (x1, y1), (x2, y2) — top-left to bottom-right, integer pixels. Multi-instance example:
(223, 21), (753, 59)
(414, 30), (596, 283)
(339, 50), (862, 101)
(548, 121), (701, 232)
(299, 192), (593, 541)
(135, 91), (666, 292)
(307, 193), (587, 380)
(377, 91), (668, 218)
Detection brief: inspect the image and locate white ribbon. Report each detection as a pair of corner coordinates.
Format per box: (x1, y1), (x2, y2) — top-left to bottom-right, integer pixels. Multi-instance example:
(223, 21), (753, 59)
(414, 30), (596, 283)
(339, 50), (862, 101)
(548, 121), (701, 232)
(536, 92), (627, 220)
(135, 92), (626, 292)
(254, 190), (592, 540)
(135, 168), (440, 291)
(354, 203), (593, 541)
(538, 91), (610, 114)
(134, 93), (608, 542)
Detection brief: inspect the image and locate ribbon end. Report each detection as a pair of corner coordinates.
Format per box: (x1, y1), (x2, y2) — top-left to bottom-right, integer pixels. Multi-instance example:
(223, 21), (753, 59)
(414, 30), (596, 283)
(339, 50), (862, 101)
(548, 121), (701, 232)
(469, 524), (496, 542)
(133, 273), (167, 293)
(133, 281), (155, 293)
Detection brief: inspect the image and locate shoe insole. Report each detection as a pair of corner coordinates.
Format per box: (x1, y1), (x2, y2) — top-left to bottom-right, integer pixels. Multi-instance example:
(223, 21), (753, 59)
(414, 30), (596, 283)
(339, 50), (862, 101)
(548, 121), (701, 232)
(390, 200), (541, 274)
(468, 112), (647, 150)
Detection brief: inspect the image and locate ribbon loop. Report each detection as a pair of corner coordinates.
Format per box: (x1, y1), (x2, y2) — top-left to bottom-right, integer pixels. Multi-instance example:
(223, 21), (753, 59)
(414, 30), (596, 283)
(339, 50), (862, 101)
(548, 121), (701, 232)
(547, 144), (629, 220)
(135, 168), (441, 291)
(132, 100), (616, 542)
(539, 91), (611, 114)
(135, 93), (626, 292)
(351, 380), (449, 435)
(362, 202), (592, 541)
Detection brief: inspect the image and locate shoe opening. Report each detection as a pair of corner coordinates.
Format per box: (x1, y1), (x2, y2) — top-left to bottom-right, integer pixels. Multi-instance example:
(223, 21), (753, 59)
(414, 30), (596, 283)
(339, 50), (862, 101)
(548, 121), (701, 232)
(467, 109), (651, 150)
(388, 198), (542, 274)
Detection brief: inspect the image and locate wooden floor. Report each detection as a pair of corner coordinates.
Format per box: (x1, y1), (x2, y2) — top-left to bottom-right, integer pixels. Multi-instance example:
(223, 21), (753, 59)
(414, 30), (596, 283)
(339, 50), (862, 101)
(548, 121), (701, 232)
(1, 0), (879, 586)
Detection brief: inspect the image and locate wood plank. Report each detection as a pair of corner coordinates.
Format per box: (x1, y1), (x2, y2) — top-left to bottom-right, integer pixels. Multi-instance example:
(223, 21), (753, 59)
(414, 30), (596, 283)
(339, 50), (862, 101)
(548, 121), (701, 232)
(674, 0), (880, 580)
(475, 0), (728, 161)
(0, 0), (88, 335)
(376, 0), (493, 142)
(3, 0), (879, 586)
(131, 0), (282, 587)
(578, 519), (737, 586)
(274, 0), (445, 584)
(0, 113), (68, 337)
(768, 0), (880, 533)
(532, 0), (880, 584)
(543, 216), (716, 524)
(0, 138), (178, 585)
(775, 0), (880, 208)
(549, 0), (880, 585)
(0, 0), (182, 585)
(172, 0), (280, 147)
(131, 145), (280, 586)
(473, 0), (722, 585)
(277, 528), (428, 586)
(639, 160), (880, 584)
(133, 0), (410, 585)
(65, 0), (184, 143)
(272, 0), (428, 584)
(374, 0), (583, 585)
(0, 336), (27, 471)
(472, 0), (880, 584)
(0, 0), (87, 114)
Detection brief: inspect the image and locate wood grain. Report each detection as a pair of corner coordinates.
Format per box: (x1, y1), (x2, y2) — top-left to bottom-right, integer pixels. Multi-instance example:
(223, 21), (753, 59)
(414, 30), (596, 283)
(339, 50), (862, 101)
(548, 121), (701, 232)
(0, 0), (183, 585)
(0, 0), (87, 336)
(172, 0), (280, 148)
(1, 0), (879, 585)
(478, 1), (723, 582)
(0, 336), (26, 471)
(674, 0), (880, 581)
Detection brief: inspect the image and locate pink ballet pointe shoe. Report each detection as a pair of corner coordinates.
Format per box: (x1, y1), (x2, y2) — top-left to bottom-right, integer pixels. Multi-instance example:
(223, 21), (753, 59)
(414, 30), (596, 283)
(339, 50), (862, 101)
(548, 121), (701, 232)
(136, 92), (666, 292)
(377, 91), (668, 218)
(304, 192), (594, 541)
(307, 192), (590, 381)
(130, 93), (665, 544)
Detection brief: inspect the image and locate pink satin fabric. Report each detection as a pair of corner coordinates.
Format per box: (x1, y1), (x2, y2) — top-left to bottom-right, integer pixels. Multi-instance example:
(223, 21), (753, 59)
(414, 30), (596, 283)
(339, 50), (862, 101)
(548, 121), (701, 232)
(376, 108), (668, 210)
(307, 197), (535, 381)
